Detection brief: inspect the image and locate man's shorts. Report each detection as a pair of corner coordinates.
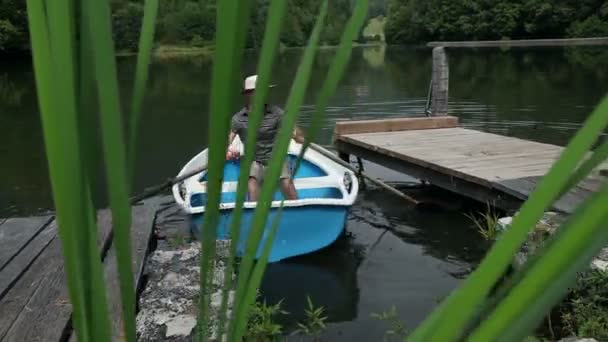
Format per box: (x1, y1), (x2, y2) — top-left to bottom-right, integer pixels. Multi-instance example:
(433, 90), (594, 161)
(249, 160), (291, 181)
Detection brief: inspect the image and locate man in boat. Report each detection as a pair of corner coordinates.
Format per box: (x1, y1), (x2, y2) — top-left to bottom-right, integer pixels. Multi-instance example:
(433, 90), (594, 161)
(226, 74), (305, 201)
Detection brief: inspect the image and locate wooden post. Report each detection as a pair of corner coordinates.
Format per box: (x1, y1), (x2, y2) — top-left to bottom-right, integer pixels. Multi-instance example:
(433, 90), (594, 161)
(431, 47), (449, 116)
(338, 151), (350, 163)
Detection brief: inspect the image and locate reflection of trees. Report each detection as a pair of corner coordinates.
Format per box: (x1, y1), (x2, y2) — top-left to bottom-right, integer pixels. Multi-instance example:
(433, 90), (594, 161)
(0, 74), (26, 106)
(362, 44), (386, 68)
(564, 46), (608, 76)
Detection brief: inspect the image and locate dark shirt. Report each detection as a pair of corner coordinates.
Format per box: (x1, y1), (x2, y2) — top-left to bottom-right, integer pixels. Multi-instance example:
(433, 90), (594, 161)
(231, 105), (284, 165)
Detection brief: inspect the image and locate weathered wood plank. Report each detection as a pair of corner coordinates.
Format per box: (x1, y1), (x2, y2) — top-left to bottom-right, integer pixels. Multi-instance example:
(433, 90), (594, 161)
(72, 200), (160, 342)
(0, 220), (57, 300)
(0, 210), (114, 342)
(0, 216), (54, 271)
(0, 236), (64, 341)
(335, 116), (459, 135)
(428, 37), (608, 48)
(495, 176), (597, 214)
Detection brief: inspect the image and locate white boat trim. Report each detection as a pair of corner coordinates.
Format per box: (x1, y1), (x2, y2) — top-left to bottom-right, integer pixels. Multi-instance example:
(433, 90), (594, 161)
(172, 136), (359, 214)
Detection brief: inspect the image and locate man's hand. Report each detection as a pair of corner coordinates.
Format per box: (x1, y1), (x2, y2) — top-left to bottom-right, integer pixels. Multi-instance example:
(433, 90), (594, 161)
(226, 149), (240, 161)
(293, 127), (305, 144)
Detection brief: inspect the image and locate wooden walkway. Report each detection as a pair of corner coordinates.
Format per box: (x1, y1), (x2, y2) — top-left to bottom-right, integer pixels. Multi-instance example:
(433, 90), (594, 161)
(334, 117), (604, 213)
(0, 197), (167, 342)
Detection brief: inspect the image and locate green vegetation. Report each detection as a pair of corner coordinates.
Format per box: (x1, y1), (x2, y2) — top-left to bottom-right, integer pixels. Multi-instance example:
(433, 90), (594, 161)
(246, 296), (289, 341)
(362, 16), (386, 42)
(465, 204), (501, 241)
(371, 305), (409, 341)
(561, 270), (608, 340)
(385, 0), (608, 44)
(295, 296), (328, 340)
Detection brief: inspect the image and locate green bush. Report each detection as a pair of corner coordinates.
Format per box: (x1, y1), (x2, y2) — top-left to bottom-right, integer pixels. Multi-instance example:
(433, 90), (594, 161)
(567, 15), (608, 38)
(561, 270), (608, 340)
(159, 2), (215, 44)
(112, 2), (144, 51)
(0, 19), (20, 51)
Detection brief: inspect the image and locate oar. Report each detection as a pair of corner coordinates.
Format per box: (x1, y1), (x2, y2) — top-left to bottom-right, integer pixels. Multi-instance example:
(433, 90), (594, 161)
(131, 141), (425, 207)
(308, 142), (422, 206)
(129, 164), (208, 203)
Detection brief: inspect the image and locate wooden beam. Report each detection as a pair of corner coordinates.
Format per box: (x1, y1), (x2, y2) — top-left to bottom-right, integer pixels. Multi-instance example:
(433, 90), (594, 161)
(335, 116), (459, 136)
(428, 37), (608, 48)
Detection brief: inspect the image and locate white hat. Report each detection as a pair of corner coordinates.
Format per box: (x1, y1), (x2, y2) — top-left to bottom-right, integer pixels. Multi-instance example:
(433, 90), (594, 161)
(242, 75), (276, 93)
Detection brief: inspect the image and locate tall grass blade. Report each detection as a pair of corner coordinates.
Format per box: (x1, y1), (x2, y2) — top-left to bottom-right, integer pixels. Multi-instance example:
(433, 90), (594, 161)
(217, 0), (288, 336)
(197, 1), (252, 340)
(230, 1), (329, 339)
(233, 206), (284, 341)
(86, 0), (137, 339)
(128, 0), (160, 180)
(410, 94), (608, 341)
(25, 1), (90, 339)
(469, 183), (608, 341)
(294, 0), (368, 173)
(25, 0), (115, 340)
(560, 139), (608, 197)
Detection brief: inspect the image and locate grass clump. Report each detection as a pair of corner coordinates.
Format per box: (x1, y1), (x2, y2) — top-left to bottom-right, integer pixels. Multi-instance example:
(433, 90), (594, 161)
(465, 203), (501, 241)
(295, 296), (328, 340)
(371, 305), (408, 341)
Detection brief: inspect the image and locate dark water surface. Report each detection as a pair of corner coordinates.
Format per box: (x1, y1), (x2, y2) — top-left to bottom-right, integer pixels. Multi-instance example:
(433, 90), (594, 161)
(1, 45), (606, 339)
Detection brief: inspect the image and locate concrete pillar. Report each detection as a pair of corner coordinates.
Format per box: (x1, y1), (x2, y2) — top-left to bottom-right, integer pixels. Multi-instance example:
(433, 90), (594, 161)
(431, 47), (449, 116)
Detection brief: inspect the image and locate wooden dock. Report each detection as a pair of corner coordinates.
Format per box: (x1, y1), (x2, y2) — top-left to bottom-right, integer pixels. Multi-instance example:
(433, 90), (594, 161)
(334, 116), (604, 214)
(0, 197), (167, 342)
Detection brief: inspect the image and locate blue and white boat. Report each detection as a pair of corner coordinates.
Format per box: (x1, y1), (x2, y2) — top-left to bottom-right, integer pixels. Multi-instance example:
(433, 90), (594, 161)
(172, 136), (359, 262)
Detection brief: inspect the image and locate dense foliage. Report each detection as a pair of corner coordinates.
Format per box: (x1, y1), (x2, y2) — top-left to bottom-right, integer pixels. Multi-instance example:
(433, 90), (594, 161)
(0, 0), (28, 52)
(3, 0), (608, 54)
(0, 0), (354, 53)
(385, 0), (608, 44)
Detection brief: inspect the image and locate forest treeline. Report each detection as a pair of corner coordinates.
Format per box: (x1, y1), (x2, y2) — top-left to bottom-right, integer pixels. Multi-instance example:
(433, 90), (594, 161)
(1, 0), (607, 54)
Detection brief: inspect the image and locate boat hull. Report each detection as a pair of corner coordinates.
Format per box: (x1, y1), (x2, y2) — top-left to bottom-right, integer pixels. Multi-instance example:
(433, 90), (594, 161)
(190, 205), (348, 262)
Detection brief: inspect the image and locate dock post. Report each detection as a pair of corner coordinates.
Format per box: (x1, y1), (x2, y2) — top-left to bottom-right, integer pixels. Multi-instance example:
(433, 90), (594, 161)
(431, 47), (449, 116)
(339, 151), (350, 163)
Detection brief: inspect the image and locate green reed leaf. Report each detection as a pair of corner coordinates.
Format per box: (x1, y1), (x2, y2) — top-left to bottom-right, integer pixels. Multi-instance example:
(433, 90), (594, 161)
(233, 206), (284, 341)
(128, 0), (160, 181)
(25, 1), (90, 339)
(295, 0), (369, 173)
(86, 0), (136, 340)
(230, 2), (328, 339)
(197, 1), (252, 340)
(470, 183), (608, 341)
(218, 0), (288, 336)
(560, 139), (608, 197)
(410, 94), (608, 341)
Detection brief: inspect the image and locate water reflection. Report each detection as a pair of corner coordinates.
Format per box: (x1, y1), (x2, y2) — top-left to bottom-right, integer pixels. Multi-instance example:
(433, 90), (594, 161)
(362, 44), (386, 69)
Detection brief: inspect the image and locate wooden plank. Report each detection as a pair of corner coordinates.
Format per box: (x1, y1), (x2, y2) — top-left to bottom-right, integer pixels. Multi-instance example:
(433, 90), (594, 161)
(428, 37), (608, 48)
(0, 237), (64, 341)
(0, 220), (57, 300)
(335, 139), (525, 211)
(0, 211), (114, 341)
(335, 116), (459, 135)
(79, 200), (159, 342)
(338, 134), (494, 188)
(495, 176), (595, 214)
(0, 216), (54, 271)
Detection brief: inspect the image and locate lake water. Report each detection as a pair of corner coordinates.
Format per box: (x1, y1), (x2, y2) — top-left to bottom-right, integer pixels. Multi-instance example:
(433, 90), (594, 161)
(1, 45), (606, 339)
